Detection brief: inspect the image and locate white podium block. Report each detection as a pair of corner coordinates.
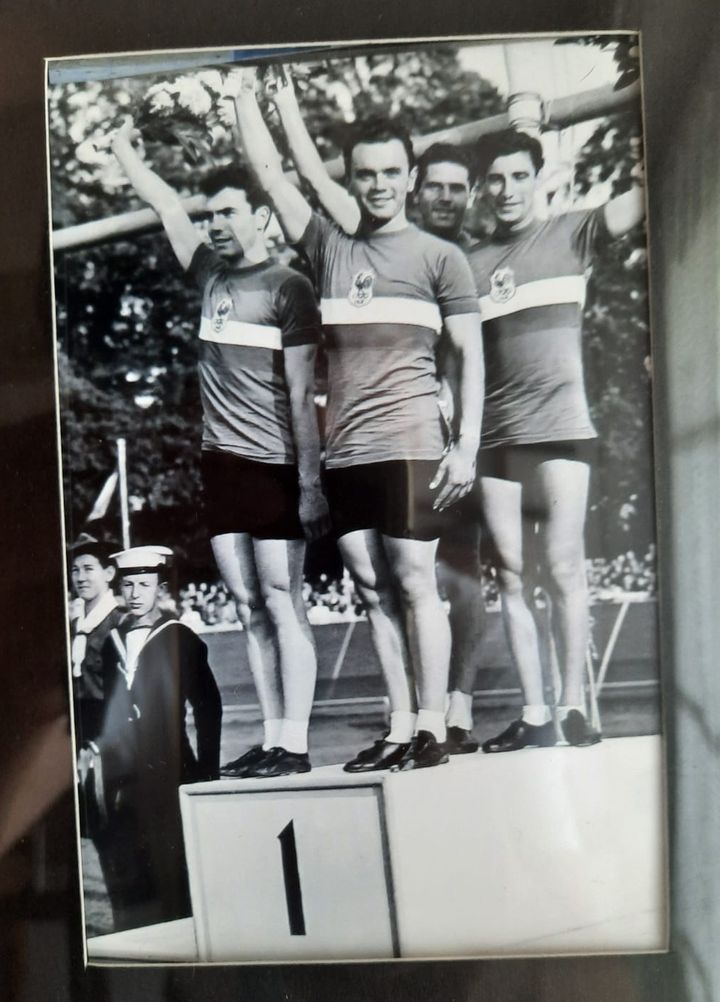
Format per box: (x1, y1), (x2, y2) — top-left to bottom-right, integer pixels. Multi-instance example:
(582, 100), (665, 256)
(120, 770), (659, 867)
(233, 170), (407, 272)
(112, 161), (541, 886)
(173, 735), (665, 964)
(180, 774), (398, 962)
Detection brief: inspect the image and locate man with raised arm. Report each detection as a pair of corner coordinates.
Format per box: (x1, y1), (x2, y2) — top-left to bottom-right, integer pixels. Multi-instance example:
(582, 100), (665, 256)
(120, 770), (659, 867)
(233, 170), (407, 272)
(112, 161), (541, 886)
(233, 66), (483, 771)
(468, 128), (645, 752)
(265, 62), (486, 755)
(110, 119), (329, 778)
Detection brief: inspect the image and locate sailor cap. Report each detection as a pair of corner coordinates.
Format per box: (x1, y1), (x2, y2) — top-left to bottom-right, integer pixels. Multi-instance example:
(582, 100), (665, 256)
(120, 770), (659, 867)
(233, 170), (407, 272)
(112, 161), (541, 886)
(111, 545), (174, 574)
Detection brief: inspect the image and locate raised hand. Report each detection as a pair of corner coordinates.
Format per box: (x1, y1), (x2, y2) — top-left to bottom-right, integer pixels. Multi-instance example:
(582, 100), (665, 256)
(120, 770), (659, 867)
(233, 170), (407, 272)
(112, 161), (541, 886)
(263, 64), (296, 106)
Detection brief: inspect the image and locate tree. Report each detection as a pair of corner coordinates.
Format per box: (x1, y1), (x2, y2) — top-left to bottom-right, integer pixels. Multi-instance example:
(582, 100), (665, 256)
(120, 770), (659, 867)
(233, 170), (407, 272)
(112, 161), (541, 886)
(562, 36), (654, 554)
(50, 45), (505, 568)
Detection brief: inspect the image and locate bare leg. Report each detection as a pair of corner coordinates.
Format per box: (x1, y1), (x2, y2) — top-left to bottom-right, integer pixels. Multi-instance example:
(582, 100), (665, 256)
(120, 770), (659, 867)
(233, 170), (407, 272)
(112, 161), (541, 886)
(253, 537), (317, 725)
(533, 458), (591, 707)
(337, 529), (416, 713)
(478, 476), (545, 706)
(211, 533), (281, 721)
(438, 522), (486, 699)
(383, 535), (450, 715)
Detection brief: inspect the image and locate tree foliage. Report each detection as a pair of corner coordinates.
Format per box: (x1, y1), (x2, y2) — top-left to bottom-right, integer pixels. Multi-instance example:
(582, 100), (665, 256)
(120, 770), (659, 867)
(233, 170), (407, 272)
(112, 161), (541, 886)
(50, 38), (654, 569)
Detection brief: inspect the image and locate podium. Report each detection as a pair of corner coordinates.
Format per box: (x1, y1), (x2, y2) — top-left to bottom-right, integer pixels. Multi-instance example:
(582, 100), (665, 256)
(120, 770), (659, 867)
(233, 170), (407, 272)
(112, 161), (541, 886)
(87, 735), (666, 964)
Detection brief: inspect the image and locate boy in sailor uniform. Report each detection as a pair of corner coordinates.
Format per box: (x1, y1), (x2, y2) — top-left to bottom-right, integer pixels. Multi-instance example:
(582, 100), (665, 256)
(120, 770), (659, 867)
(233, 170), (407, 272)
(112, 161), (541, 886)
(79, 545), (221, 933)
(68, 534), (123, 747)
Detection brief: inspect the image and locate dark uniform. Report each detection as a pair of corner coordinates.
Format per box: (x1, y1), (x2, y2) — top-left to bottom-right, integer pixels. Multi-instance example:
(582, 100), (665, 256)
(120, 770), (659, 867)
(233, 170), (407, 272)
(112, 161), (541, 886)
(70, 594), (123, 747)
(90, 612), (222, 932)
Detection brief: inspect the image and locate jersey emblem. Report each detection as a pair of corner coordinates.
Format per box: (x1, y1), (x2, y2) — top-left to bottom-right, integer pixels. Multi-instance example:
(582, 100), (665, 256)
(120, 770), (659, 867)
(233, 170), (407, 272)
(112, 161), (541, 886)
(348, 270), (375, 308)
(211, 297), (233, 333)
(489, 267), (516, 304)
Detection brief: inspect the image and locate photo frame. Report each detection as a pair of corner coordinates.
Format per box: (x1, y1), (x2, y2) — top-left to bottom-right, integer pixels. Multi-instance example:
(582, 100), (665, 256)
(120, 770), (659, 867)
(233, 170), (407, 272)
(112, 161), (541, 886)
(1, 0), (718, 998)
(47, 30), (665, 968)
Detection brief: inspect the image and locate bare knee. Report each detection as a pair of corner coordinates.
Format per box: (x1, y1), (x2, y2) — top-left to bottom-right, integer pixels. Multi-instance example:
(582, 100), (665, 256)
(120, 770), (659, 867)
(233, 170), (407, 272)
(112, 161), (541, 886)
(394, 566), (439, 607)
(260, 579), (294, 625)
(496, 562), (525, 599)
(544, 554), (586, 599)
(230, 588), (266, 632)
(353, 575), (395, 616)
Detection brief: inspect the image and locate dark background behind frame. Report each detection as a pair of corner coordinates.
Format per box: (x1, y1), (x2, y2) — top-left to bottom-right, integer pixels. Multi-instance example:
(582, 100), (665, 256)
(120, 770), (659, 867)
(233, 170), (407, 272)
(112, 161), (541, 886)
(1, 0), (718, 998)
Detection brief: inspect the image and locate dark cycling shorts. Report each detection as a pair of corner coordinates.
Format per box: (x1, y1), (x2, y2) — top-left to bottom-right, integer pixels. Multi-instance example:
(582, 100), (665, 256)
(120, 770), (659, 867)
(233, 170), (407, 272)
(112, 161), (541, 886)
(476, 439), (598, 480)
(202, 450), (303, 540)
(324, 459), (445, 541)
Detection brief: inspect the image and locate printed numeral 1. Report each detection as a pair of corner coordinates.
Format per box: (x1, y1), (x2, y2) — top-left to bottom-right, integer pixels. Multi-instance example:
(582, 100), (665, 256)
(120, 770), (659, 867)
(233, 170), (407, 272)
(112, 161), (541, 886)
(277, 820), (306, 935)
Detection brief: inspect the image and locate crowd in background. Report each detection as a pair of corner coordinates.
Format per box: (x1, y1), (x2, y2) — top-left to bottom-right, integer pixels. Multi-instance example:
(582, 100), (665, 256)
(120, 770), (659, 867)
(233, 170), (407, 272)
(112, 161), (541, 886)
(67, 544), (657, 630)
(173, 545), (657, 630)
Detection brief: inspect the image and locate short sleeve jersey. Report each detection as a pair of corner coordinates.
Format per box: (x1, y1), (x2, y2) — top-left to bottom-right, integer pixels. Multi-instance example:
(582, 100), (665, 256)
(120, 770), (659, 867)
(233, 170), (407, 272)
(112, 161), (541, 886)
(188, 245), (320, 464)
(468, 208), (607, 448)
(297, 214), (479, 468)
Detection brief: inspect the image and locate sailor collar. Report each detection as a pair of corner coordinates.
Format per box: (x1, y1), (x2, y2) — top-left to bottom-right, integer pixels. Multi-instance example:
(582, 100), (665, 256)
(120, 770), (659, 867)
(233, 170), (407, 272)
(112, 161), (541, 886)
(109, 616), (178, 690)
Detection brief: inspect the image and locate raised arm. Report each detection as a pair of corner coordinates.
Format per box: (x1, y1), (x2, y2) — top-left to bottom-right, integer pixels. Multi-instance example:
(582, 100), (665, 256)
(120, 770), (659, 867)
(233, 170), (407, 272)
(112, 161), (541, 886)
(232, 66), (312, 244)
(603, 183), (645, 238)
(431, 313), (484, 511)
(266, 66), (361, 236)
(111, 117), (201, 269)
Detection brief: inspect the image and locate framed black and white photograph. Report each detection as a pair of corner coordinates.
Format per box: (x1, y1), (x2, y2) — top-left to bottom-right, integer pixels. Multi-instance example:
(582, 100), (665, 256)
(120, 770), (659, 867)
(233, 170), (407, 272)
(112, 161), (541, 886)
(46, 33), (665, 966)
(2, 0), (720, 998)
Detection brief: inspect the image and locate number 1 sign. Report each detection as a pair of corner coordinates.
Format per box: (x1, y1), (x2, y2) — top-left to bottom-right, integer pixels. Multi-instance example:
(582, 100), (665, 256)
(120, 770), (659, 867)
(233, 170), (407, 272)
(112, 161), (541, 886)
(180, 776), (399, 962)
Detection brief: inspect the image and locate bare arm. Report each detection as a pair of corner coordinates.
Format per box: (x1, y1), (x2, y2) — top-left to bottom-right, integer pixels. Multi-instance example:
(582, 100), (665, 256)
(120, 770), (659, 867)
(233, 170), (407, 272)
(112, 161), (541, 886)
(232, 66), (312, 244)
(267, 67), (360, 236)
(603, 184), (645, 238)
(283, 343), (331, 541)
(431, 312), (484, 511)
(111, 117), (201, 270)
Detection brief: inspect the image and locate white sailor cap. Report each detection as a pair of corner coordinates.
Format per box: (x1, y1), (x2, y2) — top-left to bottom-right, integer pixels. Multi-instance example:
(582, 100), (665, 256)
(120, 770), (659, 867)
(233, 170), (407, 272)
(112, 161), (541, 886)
(110, 545), (174, 574)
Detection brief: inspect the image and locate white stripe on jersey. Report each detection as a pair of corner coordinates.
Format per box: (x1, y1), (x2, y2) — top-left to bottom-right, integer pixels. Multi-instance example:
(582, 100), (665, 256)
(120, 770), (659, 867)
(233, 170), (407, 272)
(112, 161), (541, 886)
(479, 276), (587, 322)
(321, 297), (443, 334)
(199, 317), (283, 350)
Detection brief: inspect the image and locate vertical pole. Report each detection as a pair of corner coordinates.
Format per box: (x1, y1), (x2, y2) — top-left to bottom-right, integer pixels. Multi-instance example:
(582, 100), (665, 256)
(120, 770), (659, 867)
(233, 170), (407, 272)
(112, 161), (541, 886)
(117, 438), (131, 549)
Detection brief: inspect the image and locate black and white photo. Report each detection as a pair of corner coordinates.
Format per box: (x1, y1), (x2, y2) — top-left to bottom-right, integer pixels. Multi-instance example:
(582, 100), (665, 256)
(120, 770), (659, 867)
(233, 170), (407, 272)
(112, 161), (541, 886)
(47, 33), (665, 965)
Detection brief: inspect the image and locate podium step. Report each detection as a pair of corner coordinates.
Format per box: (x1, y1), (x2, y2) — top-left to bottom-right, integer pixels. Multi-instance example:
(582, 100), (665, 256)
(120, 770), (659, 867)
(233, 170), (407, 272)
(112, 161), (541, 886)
(170, 735), (665, 964)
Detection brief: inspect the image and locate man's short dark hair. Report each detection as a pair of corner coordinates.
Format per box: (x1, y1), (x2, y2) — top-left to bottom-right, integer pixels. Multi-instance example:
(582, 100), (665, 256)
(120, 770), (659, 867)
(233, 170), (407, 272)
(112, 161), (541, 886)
(416, 143), (475, 190)
(342, 118), (415, 177)
(199, 165), (268, 212)
(474, 129), (545, 179)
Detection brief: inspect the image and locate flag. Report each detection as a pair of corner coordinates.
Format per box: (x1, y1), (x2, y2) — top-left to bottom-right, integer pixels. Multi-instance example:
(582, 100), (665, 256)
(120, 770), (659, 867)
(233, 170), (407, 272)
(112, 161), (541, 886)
(87, 471), (119, 522)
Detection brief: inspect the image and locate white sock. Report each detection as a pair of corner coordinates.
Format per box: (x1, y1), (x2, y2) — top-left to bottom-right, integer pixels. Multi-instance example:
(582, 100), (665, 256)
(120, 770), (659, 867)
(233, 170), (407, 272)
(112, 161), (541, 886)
(387, 710), (417, 744)
(416, 709), (447, 743)
(446, 690), (473, 730)
(558, 704), (585, 722)
(522, 704), (552, 726)
(278, 718), (309, 755)
(263, 718), (282, 750)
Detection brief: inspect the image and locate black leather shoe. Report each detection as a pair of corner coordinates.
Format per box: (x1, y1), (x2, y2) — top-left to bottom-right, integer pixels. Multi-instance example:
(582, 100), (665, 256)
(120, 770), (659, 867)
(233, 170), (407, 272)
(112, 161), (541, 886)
(481, 718), (556, 753)
(220, 745), (269, 777)
(444, 726), (479, 755)
(562, 709), (602, 747)
(246, 747), (311, 778)
(391, 731), (450, 772)
(344, 739), (411, 773)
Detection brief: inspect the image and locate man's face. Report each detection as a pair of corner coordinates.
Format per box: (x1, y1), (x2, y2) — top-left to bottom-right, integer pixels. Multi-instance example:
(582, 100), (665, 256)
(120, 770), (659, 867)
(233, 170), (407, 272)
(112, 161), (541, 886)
(348, 139), (413, 223)
(71, 554), (113, 606)
(120, 572), (162, 621)
(483, 151), (538, 229)
(416, 161), (472, 237)
(207, 188), (263, 259)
